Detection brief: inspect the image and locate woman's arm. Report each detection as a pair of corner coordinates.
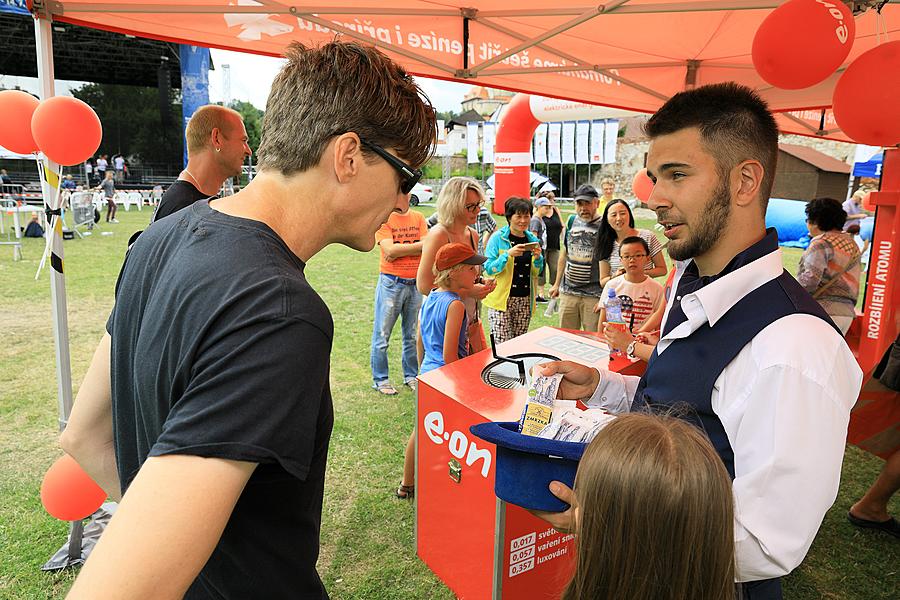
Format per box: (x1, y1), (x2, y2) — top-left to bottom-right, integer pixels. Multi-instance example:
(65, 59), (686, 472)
(635, 300), (665, 335)
(482, 231), (510, 276)
(646, 251), (667, 278)
(443, 300), (466, 365)
(417, 227), (444, 295)
(598, 260), (612, 287)
(796, 242), (827, 294)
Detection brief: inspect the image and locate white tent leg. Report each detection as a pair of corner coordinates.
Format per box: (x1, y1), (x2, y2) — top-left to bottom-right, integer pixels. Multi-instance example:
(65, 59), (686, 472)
(33, 12), (87, 572)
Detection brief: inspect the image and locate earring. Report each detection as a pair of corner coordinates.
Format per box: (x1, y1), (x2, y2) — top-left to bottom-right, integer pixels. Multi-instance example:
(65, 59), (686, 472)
(215, 148), (221, 152)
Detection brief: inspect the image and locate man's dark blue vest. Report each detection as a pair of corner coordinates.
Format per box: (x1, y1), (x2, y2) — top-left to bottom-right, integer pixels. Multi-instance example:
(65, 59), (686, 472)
(633, 231), (838, 479)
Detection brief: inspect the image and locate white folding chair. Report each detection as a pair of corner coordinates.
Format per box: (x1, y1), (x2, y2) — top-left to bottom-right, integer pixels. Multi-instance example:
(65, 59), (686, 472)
(127, 192), (143, 212)
(114, 191), (129, 210)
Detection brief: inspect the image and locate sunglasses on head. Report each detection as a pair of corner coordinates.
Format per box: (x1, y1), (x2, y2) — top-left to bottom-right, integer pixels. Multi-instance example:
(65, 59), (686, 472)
(360, 139), (422, 195)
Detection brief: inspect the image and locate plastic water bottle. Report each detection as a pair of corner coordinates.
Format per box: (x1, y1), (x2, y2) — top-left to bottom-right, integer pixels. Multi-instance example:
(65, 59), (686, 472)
(606, 288), (625, 325)
(605, 289), (626, 354)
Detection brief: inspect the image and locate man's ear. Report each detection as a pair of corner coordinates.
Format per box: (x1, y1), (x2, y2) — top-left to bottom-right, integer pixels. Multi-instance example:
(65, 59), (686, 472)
(332, 133), (363, 185)
(733, 159), (764, 208)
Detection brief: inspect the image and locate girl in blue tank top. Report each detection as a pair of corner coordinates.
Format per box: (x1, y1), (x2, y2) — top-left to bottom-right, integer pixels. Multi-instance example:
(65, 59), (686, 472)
(418, 243), (487, 374)
(398, 243), (486, 501)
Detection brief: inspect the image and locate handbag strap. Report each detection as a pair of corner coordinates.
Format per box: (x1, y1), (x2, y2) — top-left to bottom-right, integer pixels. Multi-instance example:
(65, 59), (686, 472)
(812, 254), (860, 299)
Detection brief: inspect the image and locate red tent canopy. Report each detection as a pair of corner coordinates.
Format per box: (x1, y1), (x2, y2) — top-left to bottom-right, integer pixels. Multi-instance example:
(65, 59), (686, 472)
(41, 0), (899, 142)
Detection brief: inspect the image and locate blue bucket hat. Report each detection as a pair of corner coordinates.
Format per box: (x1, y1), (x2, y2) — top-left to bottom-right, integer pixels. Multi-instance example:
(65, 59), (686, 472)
(469, 421), (587, 512)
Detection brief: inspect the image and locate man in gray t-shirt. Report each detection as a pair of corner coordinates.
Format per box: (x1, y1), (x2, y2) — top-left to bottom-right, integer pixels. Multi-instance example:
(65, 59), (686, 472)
(550, 184), (603, 331)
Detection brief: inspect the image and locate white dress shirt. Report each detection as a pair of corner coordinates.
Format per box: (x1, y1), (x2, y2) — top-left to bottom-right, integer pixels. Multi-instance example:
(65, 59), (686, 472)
(587, 247), (862, 581)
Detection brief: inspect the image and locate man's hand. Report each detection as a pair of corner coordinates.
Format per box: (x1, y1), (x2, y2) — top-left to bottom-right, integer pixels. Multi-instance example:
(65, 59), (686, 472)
(528, 481), (576, 533)
(592, 300), (603, 314)
(549, 284), (560, 299)
(536, 361), (601, 401)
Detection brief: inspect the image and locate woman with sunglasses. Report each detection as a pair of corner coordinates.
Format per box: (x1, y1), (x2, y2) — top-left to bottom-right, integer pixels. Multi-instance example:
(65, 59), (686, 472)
(417, 176), (497, 340)
(594, 199), (667, 291)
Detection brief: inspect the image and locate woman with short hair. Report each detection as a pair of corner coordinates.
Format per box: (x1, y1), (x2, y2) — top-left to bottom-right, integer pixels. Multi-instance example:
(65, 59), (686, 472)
(482, 197), (544, 344)
(797, 197), (861, 335)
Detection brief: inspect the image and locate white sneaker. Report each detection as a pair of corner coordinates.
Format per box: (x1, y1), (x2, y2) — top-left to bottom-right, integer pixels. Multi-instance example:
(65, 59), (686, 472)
(110, 218), (120, 223)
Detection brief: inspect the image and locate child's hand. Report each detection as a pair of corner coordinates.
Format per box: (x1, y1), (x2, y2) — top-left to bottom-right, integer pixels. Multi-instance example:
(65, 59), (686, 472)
(603, 323), (633, 350)
(528, 482), (576, 533)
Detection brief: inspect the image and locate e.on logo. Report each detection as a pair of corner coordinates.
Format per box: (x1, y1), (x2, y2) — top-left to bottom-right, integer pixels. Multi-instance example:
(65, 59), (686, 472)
(815, 0), (851, 44)
(423, 411), (492, 477)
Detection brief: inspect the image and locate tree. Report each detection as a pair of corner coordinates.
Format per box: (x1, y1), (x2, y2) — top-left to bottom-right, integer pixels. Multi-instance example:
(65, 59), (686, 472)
(71, 83), (183, 166)
(227, 100), (264, 154)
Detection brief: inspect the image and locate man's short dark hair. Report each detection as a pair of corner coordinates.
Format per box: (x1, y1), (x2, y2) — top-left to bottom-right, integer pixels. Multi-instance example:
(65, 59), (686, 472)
(805, 197), (847, 232)
(644, 82), (778, 211)
(619, 235), (650, 255)
(574, 184), (600, 202)
(846, 223), (861, 235)
(504, 196), (533, 221)
(258, 41), (436, 176)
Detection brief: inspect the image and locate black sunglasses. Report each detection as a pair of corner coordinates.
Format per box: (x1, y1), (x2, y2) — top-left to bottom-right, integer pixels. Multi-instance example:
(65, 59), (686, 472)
(360, 139), (422, 195)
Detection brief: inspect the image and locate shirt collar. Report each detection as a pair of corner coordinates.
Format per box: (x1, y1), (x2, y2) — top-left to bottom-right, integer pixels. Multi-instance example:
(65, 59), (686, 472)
(679, 228), (784, 328)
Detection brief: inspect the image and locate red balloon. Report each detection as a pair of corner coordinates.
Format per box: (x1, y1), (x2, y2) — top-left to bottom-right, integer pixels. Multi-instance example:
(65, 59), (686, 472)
(632, 169), (654, 204)
(0, 90), (40, 154)
(752, 0), (855, 90)
(833, 41), (900, 147)
(40, 454), (106, 521)
(31, 96), (102, 166)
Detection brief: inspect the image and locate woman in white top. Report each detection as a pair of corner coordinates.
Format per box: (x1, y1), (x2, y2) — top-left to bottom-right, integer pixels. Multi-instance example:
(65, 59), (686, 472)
(595, 199), (666, 288)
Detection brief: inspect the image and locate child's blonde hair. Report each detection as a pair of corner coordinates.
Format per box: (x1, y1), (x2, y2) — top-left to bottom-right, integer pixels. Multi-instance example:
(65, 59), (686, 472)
(433, 263), (467, 289)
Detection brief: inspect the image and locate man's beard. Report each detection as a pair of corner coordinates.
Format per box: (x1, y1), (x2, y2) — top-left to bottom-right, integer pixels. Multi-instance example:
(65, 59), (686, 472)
(665, 177), (731, 262)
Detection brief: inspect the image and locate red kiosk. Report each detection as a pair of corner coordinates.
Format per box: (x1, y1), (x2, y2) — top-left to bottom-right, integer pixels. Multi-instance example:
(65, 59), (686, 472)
(416, 327), (643, 600)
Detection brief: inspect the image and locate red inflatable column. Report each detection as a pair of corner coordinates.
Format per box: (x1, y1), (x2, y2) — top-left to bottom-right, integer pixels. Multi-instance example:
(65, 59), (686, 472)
(493, 94), (539, 214)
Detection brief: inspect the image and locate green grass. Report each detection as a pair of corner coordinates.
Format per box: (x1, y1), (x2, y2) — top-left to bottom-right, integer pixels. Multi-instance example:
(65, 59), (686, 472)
(0, 207), (896, 599)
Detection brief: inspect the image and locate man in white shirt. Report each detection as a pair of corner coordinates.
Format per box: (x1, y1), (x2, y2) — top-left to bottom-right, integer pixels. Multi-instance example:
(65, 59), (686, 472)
(536, 83), (862, 600)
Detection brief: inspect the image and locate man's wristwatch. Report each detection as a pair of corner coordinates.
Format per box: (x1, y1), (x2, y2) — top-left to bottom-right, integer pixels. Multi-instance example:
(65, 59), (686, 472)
(626, 339), (638, 360)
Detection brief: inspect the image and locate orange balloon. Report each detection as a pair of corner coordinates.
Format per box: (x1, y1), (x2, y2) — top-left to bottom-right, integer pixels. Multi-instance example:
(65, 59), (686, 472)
(40, 454), (106, 521)
(833, 41), (900, 147)
(0, 90), (40, 154)
(31, 96), (102, 166)
(752, 0), (854, 90)
(631, 168), (654, 204)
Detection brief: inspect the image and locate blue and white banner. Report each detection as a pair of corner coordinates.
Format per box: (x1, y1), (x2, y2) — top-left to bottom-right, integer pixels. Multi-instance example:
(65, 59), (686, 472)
(547, 123), (562, 164)
(0, 0), (30, 16)
(561, 122), (576, 164)
(576, 121), (590, 165)
(603, 120), (619, 164)
(533, 123), (548, 164)
(852, 144), (883, 178)
(482, 122), (496, 164)
(590, 120), (605, 164)
(179, 45), (211, 167)
(466, 122), (480, 163)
